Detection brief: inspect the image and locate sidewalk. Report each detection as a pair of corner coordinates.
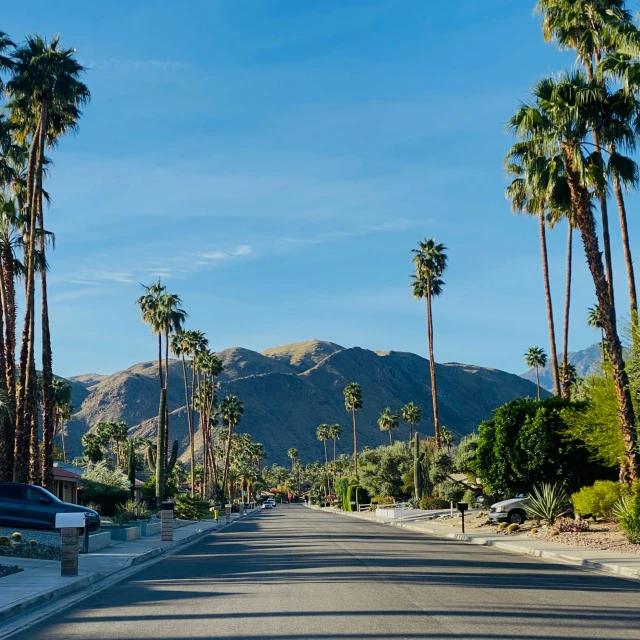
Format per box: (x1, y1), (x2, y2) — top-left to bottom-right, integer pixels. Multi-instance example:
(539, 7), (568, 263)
(0, 511), (257, 624)
(322, 507), (640, 581)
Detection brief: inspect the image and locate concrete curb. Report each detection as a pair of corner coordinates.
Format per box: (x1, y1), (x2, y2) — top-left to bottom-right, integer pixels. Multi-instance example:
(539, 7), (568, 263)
(325, 507), (640, 582)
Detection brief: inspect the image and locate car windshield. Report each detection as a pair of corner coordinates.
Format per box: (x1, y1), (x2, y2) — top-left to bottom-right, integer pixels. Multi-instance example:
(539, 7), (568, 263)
(37, 486), (62, 503)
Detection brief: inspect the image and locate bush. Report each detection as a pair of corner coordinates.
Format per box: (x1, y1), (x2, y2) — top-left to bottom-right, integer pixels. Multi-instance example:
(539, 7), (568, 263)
(571, 481), (623, 520)
(438, 480), (465, 504)
(524, 483), (569, 526)
(141, 475), (179, 505)
(11, 532), (22, 542)
(613, 482), (640, 544)
(80, 482), (129, 517)
(81, 462), (129, 490)
(174, 494), (210, 521)
(461, 489), (477, 508)
(418, 497), (450, 510)
(556, 518), (590, 533)
(0, 536), (12, 547)
(507, 523), (519, 532)
(28, 540), (38, 546)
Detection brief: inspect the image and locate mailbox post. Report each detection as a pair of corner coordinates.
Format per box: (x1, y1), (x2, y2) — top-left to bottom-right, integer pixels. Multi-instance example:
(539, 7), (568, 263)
(225, 504), (231, 523)
(457, 502), (468, 534)
(161, 500), (174, 542)
(55, 512), (86, 576)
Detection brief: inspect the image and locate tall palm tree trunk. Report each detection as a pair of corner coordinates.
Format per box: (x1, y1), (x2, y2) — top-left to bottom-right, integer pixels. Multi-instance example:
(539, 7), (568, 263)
(539, 209), (561, 396)
(0, 287), (8, 481)
(222, 420), (234, 504)
(60, 420), (67, 463)
(28, 355), (39, 485)
(426, 291), (441, 448)
(612, 172), (638, 324)
(323, 439), (328, 466)
(562, 223), (573, 399)
(164, 329), (169, 459)
(535, 365), (540, 401)
(15, 119), (42, 483)
(388, 430), (393, 445)
(351, 409), (358, 475)
(1, 238), (16, 475)
(181, 355), (195, 495)
(39, 189), (54, 491)
(565, 151), (638, 481)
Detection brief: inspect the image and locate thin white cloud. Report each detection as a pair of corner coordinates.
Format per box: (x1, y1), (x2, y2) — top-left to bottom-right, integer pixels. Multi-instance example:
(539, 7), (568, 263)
(199, 245), (253, 261)
(84, 58), (190, 71)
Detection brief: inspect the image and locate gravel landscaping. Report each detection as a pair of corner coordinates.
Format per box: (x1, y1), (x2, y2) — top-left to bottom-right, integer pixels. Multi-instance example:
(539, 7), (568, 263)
(0, 526), (60, 548)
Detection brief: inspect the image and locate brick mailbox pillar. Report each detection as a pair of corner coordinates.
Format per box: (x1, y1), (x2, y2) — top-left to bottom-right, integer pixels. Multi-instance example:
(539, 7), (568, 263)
(161, 500), (174, 542)
(55, 512), (86, 577)
(225, 504), (231, 523)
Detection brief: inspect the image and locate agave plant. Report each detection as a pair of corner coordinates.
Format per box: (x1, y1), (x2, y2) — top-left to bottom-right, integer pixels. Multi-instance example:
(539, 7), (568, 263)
(613, 493), (640, 544)
(524, 483), (569, 527)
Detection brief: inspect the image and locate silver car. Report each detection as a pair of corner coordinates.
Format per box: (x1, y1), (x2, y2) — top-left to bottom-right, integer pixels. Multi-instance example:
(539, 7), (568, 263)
(488, 496), (530, 525)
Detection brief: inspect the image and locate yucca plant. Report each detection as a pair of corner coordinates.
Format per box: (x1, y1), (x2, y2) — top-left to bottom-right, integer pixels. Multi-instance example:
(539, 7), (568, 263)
(613, 488), (640, 544)
(524, 483), (569, 527)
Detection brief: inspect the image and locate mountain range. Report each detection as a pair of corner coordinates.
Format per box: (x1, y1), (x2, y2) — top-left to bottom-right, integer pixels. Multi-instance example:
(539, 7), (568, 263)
(63, 339), (542, 465)
(520, 343), (602, 391)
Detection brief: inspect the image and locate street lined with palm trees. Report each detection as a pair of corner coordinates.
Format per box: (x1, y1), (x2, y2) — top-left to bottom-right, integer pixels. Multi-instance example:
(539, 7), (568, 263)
(10, 506), (640, 640)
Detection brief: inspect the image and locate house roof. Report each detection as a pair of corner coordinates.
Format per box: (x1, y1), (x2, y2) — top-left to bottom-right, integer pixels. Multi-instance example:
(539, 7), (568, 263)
(53, 467), (81, 480)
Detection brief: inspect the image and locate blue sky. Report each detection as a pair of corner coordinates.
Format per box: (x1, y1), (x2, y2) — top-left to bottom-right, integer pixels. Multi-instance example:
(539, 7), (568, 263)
(4, 1), (636, 377)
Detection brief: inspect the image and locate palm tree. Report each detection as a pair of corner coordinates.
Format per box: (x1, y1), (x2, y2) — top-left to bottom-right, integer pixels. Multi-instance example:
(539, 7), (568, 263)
(7, 35), (89, 488)
(411, 238), (447, 449)
(327, 423), (341, 468)
(440, 426), (455, 454)
(525, 346), (548, 400)
(505, 144), (565, 396)
(136, 280), (167, 388)
(52, 378), (73, 462)
(508, 72), (639, 480)
(536, 0), (638, 321)
(588, 304), (607, 366)
(343, 383), (363, 475)
(377, 407), (399, 445)
(316, 424), (330, 466)
(0, 31), (14, 93)
(287, 448), (298, 473)
(401, 402), (421, 441)
(220, 395), (244, 503)
(558, 362), (578, 397)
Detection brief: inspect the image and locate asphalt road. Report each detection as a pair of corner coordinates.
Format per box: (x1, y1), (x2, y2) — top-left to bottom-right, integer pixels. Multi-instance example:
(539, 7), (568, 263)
(9, 505), (640, 640)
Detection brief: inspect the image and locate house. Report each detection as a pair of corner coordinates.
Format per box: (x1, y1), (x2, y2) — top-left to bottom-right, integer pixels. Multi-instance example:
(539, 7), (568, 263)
(53, 466), (81, 504)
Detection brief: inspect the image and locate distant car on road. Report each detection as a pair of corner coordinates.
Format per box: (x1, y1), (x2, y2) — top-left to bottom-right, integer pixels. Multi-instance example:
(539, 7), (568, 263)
(264, 498), (276, 508)
(262, 502), (273, 509)
(488, 496), (529, 525)
(0, 482), (100, 531)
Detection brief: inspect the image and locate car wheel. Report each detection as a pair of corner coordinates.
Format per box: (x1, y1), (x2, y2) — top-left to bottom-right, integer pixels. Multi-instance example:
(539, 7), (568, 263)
(508, 509), (526, 525)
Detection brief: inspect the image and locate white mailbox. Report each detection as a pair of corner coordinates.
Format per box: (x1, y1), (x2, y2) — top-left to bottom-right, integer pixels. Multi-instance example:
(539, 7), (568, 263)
(55, 512), (86, 528)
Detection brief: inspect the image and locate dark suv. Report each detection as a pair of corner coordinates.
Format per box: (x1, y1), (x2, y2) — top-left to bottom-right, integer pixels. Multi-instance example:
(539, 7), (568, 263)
(0, 483), (100, 531)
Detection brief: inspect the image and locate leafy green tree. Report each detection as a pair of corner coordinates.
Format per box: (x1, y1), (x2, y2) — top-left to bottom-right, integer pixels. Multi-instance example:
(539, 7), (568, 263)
(377, 407), (399, 445)
(411, 238), (447, 449)
(358, 442), (412, 500)
(401, 402), (421, 441)
(343, 383), (363, 475)
(525, 346), (548, 400)
(476, 397), (611, 496)
(454, 433), (479, 477)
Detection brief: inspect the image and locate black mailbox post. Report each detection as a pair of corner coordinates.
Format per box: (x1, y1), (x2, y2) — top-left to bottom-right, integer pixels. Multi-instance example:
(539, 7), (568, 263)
(457, 502), (468, 533)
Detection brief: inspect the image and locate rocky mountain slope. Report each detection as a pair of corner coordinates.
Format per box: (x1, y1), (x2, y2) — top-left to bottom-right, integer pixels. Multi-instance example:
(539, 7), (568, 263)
(65, 339), (541, 465)
(520, 343), (602, 391)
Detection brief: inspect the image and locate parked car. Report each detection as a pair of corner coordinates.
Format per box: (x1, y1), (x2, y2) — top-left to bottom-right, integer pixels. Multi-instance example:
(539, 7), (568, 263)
(264, 498), (276, 508)
(261, 501), (273, 509)
(488, 495), (529, 525)
(0, 482), (100, 531)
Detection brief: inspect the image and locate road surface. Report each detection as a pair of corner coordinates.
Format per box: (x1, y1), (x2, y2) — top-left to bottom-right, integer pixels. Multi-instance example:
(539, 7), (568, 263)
(9, 505), (640, 639)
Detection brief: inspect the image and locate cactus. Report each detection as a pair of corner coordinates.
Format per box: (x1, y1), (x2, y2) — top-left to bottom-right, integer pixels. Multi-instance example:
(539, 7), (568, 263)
(413, 432), (422, 500)
(507, 523), (519, 532)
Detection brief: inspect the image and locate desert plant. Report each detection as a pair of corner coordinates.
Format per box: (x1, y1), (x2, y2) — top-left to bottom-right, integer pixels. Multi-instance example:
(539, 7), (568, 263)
(507, 523), (519, 532)
(531, 527), (538, 534)
(613, 483), (640, 544)
(174, 493), (210, 520)
(556, 518), (590, 533)
(524, 483), (569, 527)
(10, 532), (22, 541)
(498, 522), (508, 530)
(28, 540), (38, 546)
(0, 536), (12, 547)
(550, 529), (560, 537)
(571, 481), (623, 521)
(111, 512), (130, 528)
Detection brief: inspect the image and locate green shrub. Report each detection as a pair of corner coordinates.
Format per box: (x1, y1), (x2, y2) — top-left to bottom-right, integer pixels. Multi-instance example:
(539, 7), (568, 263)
(461, 489), (477, 508)
(507, 523), (519, 532)
(418, 497), (450, 510)
(571, 481), (623, 520)
(524, 483), (569, 526)
(28, 540), (38, 546)
(613, 482), (640, 544)
(80, 481), (129, 517)
(11, 532), (22, 541)
(370, 495), (395, 507)
(174, 494), (210, 520)
(438, 480), (465, 504)
(0, 536), (12, 547)
(141, 475), (178, 504)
